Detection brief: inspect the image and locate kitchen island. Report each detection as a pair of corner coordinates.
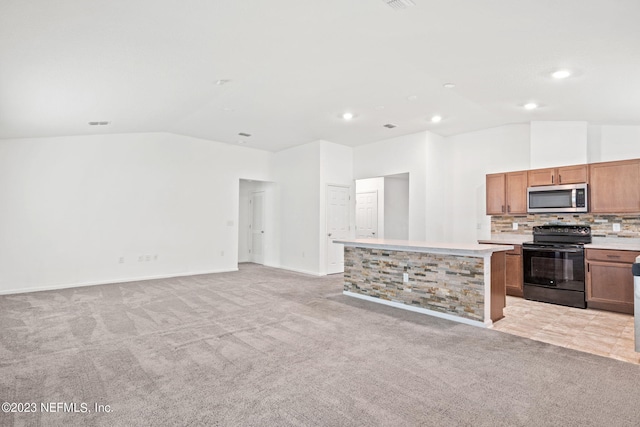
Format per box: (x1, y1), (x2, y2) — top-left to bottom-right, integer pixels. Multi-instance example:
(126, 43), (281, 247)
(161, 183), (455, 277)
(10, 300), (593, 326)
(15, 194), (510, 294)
(335, 239), (513, 327)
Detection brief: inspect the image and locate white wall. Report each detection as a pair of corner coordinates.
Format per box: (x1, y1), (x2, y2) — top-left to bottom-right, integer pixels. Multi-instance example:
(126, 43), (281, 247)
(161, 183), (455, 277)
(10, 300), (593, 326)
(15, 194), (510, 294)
(384, 174), (409, 240)
(272, 141), (321, 275)
(355, 177), (384, 238)
(0, 132), (272, 294)
(447, 124), (531, 242)
(272, 140), (354, 276)
(588, 125), (640, 162)
(530, 121), (588, 168)
(424, 132), (449, 241)
(354, 132), (431, 241)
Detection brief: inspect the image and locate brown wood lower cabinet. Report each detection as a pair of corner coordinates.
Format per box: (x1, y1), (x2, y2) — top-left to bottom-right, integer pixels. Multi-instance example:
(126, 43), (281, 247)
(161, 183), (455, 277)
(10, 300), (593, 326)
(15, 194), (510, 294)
(586, 248), (639, 314)
(505, 245), (523, 297)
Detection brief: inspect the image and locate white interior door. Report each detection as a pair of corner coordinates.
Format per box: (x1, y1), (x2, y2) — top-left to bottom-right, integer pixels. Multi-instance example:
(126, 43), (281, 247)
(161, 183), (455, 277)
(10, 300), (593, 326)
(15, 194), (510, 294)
(250, 191), (265, 264)
(356, 191), (378, 238)
(327, 185), (349, 274)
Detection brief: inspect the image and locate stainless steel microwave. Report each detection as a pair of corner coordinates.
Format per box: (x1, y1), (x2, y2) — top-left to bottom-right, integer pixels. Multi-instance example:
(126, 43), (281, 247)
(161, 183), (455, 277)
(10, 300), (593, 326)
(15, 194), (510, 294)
(527, 183), (588, 213)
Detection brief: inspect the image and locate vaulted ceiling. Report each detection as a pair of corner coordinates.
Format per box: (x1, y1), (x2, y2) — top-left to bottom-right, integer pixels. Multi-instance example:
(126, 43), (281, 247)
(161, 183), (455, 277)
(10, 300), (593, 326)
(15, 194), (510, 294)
(1, 0), (639, 151)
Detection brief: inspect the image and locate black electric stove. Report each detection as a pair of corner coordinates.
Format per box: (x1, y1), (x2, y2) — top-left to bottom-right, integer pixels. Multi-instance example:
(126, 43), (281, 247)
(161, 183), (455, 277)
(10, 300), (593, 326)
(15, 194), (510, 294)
(522, 225), (592, 309)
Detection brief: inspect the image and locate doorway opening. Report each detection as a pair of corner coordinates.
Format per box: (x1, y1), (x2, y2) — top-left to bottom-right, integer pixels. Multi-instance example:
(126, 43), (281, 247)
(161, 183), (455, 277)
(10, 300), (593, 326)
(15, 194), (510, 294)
(238, 179), (275, 265)
(355, 173), (409, 239)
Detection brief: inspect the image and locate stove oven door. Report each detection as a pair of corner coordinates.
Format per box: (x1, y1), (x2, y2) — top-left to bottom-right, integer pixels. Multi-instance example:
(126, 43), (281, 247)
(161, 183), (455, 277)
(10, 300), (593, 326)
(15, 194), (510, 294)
(523, 244), (585, 292)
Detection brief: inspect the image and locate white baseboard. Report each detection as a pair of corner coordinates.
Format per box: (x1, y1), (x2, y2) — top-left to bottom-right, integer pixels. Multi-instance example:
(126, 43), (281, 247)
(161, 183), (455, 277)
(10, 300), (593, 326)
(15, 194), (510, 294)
(264, 263), (323, 277)
(0, 268), (239, 296)
(343, 291), (491, 328)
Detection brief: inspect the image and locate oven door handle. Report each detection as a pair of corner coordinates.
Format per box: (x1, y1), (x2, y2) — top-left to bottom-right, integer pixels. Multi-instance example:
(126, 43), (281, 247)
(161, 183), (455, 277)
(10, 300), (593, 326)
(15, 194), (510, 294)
(524, 246), (583, 253)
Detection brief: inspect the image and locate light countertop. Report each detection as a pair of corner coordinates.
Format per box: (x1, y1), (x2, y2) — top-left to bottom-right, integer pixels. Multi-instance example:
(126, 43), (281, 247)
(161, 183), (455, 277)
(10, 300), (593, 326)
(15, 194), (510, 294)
(334, 238), (513, 257)
(478, 234), (532, 246)
(585, 238), (640, 252)
(478, 235), (640, 251)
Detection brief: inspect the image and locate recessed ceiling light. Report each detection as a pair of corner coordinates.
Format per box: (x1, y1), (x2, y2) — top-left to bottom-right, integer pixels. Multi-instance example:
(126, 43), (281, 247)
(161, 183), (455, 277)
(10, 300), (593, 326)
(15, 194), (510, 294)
(443, 83), (456, 89)
(431, 115), (442, 123)
(383, 123), (397, 129)
(551, 69), (571, 79)
(342, 112), (354, 120)
(215, 79), (231, 85)
(524, 102), (538, 110)
(88, 121), (110, 126)
(407, 95), (418, 101)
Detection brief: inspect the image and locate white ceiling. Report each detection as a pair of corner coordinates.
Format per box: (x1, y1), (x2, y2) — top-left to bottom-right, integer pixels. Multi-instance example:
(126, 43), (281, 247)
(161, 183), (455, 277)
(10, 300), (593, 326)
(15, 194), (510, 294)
(1, 0), (639, 152)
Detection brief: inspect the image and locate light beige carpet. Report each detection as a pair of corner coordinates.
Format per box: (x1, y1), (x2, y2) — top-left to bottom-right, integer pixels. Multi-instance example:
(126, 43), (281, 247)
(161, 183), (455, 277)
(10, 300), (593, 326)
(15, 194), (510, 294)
(1, 263), (639, 426)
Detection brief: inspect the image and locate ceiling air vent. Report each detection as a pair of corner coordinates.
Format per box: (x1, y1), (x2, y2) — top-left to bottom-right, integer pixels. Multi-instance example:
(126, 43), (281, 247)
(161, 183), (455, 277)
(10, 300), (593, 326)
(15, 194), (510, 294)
(383, 123), (398, 129)
(381, 0), (416, 10)
(238, 132), (252, 137)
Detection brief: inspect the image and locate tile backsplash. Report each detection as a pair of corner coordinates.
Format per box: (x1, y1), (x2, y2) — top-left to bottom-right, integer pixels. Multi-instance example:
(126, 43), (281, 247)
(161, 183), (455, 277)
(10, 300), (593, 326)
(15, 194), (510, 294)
(491, 214), (640, 238)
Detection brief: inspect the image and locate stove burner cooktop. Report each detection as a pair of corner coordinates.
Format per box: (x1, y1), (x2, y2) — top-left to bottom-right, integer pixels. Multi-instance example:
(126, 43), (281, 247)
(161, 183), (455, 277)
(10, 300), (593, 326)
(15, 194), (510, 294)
(531, 224), (592, 245)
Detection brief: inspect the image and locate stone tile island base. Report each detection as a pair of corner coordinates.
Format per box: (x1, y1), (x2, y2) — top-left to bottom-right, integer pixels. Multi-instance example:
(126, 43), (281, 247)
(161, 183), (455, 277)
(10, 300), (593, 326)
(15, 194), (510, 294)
(337, 239), (512, 328)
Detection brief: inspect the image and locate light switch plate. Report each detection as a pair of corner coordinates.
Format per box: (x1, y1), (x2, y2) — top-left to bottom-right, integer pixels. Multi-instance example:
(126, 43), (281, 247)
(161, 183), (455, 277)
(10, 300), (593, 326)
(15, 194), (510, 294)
(403, 273), (409, 283)
(613, 223), (621, 232)
(512, 222), (518, 230)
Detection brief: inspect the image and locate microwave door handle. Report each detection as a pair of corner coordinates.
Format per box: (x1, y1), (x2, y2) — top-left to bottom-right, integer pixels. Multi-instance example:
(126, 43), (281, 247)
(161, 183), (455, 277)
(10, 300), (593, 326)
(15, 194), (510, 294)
(572, 189), (577, 208)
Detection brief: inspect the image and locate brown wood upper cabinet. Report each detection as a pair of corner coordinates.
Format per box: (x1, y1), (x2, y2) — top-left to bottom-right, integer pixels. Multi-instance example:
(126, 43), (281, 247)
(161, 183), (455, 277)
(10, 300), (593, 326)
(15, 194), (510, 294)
(589, 159), (640, 213)
(486, 171), (528, 215)
(527, 164), (587, 187)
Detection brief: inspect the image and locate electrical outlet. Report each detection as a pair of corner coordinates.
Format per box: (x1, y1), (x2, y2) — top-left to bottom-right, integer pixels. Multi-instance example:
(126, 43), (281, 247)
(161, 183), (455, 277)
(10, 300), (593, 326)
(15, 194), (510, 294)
(138, 256), (143, 262)
(154, 254), (158, 261)
(119, 257), (124, 264)
(613, 223), (621, 232)
(512, 222), (518, 230)
(403, 273), (409, 283)
(145, 255), (151, 262)
(220, 250), (225, 256)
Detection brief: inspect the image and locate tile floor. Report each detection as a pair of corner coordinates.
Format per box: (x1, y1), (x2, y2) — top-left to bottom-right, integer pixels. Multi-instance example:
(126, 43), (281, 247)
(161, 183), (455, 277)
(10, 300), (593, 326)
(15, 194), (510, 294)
(492, 296), (639, 365)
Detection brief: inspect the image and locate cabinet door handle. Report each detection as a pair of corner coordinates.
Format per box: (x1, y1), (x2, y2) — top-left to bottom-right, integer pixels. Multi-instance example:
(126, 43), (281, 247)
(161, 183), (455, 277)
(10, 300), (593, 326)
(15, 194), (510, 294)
(502, 205), (505, 213)
(507, 205), (511, 213)
(558, 174), (562, 183)
(606, 254), (621, 258)
(551, 175), (554, 184)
